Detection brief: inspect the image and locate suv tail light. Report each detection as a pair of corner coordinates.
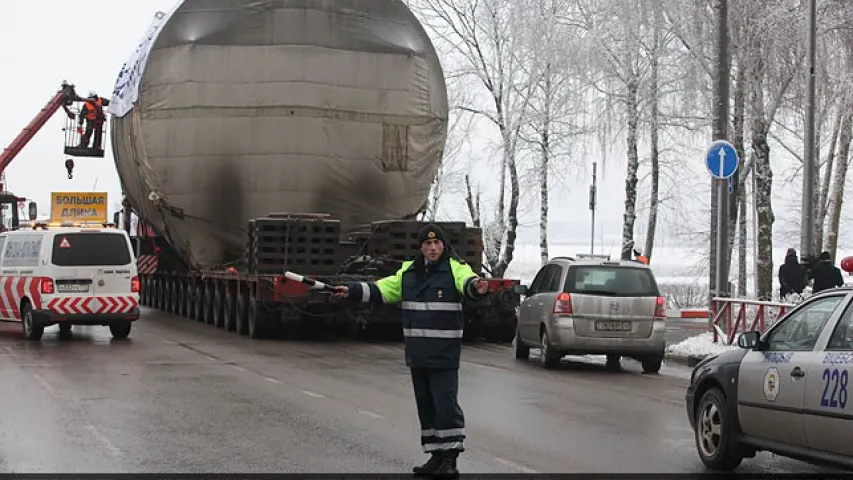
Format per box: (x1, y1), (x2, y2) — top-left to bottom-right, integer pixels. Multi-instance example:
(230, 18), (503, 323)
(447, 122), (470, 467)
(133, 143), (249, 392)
(41, 278), (55, 294)
(131, 276), (140, 293)
(554, 292), (573, 315)
(654, 296), (666, 319)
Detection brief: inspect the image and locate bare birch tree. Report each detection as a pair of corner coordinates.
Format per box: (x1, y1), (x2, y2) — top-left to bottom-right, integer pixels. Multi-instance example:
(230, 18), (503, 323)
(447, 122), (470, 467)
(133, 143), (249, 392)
(411, 0), (536, 277)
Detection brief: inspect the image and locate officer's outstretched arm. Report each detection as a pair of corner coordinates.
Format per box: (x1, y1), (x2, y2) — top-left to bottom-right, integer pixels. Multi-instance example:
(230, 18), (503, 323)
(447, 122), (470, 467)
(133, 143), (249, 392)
(451, 258), (485, 300)
(345, 262), (409, 305)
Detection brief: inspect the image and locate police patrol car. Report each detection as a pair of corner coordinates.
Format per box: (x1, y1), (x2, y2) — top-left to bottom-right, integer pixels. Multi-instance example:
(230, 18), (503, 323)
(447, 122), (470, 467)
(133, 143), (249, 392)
(0, 222), (140, 340)
(686, 286), (853, 471)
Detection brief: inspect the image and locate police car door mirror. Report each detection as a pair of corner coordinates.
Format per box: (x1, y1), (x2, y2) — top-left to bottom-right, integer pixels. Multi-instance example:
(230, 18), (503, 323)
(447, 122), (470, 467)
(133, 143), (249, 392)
(738, 331), (761, 350)
(512, 284), (529, 296)
(28, 201), (37, 221)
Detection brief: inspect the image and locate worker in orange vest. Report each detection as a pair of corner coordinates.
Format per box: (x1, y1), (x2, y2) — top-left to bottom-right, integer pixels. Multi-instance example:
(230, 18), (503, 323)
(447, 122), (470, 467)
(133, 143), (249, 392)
(633, 248), (649, 265)
(77, 92), (110, 150)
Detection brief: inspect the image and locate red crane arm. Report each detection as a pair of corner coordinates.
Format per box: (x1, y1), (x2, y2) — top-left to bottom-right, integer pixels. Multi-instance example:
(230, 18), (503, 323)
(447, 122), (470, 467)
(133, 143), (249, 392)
(0, 82), (80, 173)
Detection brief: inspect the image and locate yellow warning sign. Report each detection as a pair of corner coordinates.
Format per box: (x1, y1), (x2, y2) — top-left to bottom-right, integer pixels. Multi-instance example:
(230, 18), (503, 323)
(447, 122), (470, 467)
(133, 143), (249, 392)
(50, 192), (108, 223)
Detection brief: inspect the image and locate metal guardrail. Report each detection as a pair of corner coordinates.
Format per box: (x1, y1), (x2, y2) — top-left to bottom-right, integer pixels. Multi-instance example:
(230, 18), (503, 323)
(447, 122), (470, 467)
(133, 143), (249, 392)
(710, 296), (795, 345)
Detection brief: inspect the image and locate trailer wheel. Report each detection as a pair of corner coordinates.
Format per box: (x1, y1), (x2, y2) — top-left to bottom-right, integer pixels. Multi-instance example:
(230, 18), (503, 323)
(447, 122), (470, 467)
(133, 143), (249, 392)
(248, 291), (271, 339)
(166, 280), (175, 313)
(139, 278), (148, 306)
(498, 314), (517, 343)
(194, 285), (205, 322)
(144, 277), (153, 306)
(187, 283), (196, 319)
(176, 282), (187, 317)
(224, 289), (237, 332)
(150, 278), (159, 309)
(213, 286), (225, 329)
(235, 290), (249, 335)
(204, 284), (216, 325)
(173, 281), (183, 315)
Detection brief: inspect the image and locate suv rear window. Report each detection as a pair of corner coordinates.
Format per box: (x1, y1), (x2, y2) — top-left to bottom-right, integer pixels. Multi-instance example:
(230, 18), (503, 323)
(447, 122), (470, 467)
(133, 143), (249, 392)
(565, 265), (659, 297)
(51, 233), (131, 266)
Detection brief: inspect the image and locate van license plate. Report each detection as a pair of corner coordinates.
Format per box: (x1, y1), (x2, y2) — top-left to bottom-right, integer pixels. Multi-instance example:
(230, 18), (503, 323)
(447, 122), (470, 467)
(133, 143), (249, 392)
(57, 284), (90, 293)
(595, 321), (631, 331)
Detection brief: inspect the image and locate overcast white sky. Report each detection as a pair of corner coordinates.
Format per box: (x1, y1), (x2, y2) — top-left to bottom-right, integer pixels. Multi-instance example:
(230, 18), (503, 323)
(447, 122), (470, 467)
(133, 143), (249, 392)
(0, 0), (842, 283)
(0, 0), (177, 217)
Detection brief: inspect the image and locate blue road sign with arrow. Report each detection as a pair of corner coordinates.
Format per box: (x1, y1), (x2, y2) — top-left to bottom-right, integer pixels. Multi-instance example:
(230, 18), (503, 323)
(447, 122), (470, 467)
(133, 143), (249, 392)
(705, 140), (739, 180)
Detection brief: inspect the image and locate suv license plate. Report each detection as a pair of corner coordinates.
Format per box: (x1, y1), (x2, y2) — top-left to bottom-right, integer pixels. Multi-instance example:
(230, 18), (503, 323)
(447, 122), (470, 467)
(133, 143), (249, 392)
(595, 321), (631, 331)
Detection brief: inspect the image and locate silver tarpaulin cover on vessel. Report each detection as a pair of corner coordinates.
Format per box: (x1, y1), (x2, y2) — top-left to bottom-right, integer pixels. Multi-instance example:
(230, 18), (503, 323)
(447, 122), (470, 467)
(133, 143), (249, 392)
(109, 0), (448, 269)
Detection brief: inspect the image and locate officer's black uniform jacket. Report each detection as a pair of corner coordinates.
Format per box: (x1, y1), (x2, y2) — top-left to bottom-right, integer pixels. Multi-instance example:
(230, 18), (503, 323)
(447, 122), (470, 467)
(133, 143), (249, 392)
(346, 253), (483, 368)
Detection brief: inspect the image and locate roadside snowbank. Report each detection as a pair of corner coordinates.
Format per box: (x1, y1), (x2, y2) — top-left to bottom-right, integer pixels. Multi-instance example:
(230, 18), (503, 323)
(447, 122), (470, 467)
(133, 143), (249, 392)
(667, 332), (738, 358)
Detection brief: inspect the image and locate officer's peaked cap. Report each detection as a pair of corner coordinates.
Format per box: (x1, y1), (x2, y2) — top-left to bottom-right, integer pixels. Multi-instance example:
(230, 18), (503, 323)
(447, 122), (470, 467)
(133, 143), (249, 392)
(418, 224), (446, 246)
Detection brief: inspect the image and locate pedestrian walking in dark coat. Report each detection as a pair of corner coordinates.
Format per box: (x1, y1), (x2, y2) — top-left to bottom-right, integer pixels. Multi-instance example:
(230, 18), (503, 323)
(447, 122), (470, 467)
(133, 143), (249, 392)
(778, 248), (807, 298)
(810, 251), (844, 293)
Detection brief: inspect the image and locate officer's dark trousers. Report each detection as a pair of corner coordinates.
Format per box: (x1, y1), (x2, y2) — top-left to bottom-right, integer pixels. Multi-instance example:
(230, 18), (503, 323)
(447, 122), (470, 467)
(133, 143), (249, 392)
(411, 367), (465, 454)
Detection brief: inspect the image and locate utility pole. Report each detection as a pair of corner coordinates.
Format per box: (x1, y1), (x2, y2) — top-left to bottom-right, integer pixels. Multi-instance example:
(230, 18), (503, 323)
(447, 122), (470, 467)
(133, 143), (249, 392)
(589, 162), (597, 254)
(801, 0), (818, 261)
(711, 0), (731, 306)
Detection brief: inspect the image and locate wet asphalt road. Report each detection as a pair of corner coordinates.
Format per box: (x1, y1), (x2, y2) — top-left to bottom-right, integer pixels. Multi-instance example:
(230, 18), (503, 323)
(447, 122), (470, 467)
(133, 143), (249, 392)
(0, 308), (839, 474)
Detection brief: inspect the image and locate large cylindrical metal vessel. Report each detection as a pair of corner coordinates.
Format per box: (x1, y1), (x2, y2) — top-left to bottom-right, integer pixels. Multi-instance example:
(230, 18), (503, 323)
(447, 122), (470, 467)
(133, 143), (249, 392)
(109, 0), (448, 269)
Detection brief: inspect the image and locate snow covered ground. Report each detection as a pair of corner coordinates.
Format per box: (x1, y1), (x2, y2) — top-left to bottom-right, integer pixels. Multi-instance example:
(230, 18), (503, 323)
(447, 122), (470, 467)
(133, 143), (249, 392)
(666, 332), (738, 359)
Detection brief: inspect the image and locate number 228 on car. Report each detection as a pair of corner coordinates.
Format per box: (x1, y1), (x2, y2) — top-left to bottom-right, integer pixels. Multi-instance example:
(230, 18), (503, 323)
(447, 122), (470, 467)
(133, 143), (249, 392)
(0, 225), (140, 341)
(685, 288), (853, 472)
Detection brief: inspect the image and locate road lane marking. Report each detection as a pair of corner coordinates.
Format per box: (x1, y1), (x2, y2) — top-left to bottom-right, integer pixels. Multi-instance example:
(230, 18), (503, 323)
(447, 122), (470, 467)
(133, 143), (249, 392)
(84, 425), (121, 456)
(33, 374), (54, 394)
(3, 346), (13, 354)
(265, 377), (282, 384)
(493, 456), (538, 473)
(302, 390), (326, 398)
(232, 365), (246, 372)
(462, 361), (502, 372)
(358, 410), (383, 419)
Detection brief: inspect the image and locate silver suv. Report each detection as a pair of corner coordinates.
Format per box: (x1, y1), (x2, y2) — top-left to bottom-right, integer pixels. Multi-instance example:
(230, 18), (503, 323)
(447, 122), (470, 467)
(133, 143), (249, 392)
(513, 256), (667, 373)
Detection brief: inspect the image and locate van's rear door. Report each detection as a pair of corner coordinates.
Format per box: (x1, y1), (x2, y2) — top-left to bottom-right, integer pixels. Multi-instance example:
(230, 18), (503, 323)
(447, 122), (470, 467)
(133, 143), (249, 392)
(51, 231), (135, 313)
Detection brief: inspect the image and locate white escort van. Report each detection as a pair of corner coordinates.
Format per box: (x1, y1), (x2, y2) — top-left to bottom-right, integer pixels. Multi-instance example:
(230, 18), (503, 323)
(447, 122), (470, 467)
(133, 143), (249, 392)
(0, 224), (140, 340)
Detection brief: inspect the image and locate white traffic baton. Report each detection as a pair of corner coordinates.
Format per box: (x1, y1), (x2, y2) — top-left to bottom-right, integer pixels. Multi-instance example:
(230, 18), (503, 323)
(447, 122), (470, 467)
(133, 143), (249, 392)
(284, 271), (339, 291)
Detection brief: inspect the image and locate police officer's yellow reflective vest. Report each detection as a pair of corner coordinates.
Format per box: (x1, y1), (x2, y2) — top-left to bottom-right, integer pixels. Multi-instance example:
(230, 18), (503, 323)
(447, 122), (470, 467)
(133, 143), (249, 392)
(349, 256), (483, 368)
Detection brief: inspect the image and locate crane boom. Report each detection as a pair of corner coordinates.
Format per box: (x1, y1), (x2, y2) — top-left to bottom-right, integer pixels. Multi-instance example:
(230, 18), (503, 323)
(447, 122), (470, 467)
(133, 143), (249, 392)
(0, 82), (80, 173)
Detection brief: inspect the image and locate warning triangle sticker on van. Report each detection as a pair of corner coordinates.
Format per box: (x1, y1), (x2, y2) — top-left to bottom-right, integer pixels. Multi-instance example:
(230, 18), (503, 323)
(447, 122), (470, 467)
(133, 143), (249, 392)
(59, 237), (71, 248)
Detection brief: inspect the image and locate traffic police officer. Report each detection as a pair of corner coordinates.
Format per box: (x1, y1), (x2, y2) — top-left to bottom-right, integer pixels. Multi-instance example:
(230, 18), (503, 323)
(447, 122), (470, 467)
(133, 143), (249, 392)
(333, 224), (488, 475)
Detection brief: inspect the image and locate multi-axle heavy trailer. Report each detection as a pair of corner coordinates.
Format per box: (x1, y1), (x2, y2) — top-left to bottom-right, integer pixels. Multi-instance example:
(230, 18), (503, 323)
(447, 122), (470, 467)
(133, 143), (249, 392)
(108, 1), (521, 342)
(131, 212), (520, 342)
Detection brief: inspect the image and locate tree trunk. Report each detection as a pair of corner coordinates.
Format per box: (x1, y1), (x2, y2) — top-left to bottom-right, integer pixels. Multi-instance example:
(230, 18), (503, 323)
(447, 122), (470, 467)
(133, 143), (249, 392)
(621, 74), (640, 261)
(464, 174), (481, 228)
(827, 112), (853, 262)
(728, 63), (746, 277)
(644, 20), (661, 262)
(539, 73), (552, 266)
(816, 109), (842, 251)
(751, 78), (774, 301)
(491, 133), (520, 278)
(737, 163), (750, 297)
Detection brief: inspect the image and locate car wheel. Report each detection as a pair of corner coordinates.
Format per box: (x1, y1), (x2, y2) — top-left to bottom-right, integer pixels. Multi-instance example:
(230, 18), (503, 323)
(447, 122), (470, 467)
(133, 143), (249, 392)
(641, 356), (663, 374)
(109, 321), (132, 339)
(695, 387), (743, 471)
(21, 302), (43, 341)
(606, 354), (621, 370)
(539, 328), (559, 369)
(514, 323), (529, 360)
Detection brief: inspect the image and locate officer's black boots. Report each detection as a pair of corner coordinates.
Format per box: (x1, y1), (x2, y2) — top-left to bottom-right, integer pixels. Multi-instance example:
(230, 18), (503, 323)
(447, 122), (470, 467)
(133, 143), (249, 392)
(432, 453), (459, 476)
(412, 453), (442, 474)
(413, 452), (459, 476)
